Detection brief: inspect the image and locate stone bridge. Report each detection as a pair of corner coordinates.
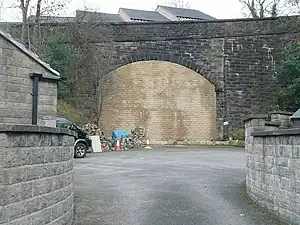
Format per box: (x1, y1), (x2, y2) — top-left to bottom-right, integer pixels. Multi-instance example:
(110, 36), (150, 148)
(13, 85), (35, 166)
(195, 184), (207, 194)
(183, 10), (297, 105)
(3, 16), (300, 143)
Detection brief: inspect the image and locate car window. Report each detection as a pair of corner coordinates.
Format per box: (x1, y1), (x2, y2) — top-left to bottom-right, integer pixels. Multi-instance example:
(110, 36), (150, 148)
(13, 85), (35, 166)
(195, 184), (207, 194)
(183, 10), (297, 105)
(56, 117), (72, 129)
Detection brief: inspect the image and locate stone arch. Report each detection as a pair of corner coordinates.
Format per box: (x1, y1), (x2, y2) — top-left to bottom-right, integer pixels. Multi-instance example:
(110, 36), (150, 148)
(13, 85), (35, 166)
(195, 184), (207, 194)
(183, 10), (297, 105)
(100, 60), (218, 144)
(107, 53), (223, 92)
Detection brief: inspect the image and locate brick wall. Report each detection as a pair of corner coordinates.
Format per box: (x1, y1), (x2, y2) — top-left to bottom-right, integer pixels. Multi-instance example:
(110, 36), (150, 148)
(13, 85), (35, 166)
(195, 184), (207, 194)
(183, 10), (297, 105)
(0, 36), (57, 127)
(100, 61), (216, 144)
(245, 116), (300, 224)
(0, 124), (75, 225)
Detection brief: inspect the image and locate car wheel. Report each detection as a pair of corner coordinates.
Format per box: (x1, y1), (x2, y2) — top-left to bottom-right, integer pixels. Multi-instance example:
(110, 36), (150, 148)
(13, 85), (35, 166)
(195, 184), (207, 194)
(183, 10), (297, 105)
(74, 143), (87, 158)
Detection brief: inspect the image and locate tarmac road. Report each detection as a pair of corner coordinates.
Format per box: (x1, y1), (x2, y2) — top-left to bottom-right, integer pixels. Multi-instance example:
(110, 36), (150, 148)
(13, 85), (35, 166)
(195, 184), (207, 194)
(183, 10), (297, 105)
(74, 147), (283, 225)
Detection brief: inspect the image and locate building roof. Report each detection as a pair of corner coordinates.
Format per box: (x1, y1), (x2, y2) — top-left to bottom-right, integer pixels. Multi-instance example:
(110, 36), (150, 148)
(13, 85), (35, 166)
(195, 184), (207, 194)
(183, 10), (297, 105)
(0, 29), (60, 78)
(291, 108), (300, 119)
(119, 8), (170, 21)
(76, 10), (124, 22)
(28, 15), (75, 23)
(157, 5), (216, 20)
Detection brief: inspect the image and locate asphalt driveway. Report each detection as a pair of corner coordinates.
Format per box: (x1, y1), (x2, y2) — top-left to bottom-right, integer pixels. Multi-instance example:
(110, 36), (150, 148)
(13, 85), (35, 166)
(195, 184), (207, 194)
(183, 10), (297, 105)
(73, 147), (283, 225)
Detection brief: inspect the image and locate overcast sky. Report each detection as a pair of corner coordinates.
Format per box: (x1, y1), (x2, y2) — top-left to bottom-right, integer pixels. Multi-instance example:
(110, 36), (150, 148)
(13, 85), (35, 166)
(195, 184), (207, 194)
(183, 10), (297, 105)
(0, 0), (246, 22)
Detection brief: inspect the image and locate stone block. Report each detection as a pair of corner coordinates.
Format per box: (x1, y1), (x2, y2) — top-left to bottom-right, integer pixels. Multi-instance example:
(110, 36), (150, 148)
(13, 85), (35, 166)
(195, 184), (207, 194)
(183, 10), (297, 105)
(21, 181), (33, 200)
(62, 194), (74, 214)
(41, 134), (51, 147)
(26, 134), (41, 147)
(61, 147), (72, 161)
(32, 178), (46, 196)
(25, 165), (43, 181)
(51, 204), (59, 221)
(5, 216), (32, 225)
(4, 200), (25, 221)
(276, 157), (288, 167)
(7, 134), (26, 147)
(292, 146), (300, 159)
(31, 148), (45, 165)
(279, 208), (293, 223)
(42, 207), (53, 224)
(8, 167), (26, 184)
(2, 148), (31, 168)
(45, 147), (62, 163)
(5, 183), (22, 205)
(50, 163), (63, 176)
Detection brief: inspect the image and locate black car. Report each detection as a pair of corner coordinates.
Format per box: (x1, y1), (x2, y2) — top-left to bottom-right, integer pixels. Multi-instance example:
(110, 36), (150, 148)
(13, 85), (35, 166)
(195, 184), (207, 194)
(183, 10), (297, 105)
(56, 117), (92, 158)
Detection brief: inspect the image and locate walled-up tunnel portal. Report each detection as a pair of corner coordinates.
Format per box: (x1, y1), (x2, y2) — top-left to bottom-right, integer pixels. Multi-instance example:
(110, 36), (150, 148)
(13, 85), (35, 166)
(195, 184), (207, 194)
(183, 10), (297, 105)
(100, 60), (217, 144)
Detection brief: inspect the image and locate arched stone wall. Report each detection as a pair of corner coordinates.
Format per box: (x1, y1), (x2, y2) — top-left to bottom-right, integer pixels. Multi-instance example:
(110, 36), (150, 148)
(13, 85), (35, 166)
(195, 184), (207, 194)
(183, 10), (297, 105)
(100, 60), (217, 144)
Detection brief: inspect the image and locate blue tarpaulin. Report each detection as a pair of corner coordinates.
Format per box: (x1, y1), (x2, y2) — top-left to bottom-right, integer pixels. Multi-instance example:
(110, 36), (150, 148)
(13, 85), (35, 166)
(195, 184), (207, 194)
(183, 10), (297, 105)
(112, 130), (129, 140)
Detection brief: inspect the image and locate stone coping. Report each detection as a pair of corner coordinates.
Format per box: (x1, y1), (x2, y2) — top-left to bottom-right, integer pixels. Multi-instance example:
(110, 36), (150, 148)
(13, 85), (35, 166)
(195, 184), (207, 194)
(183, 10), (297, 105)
(243, 114), (268, 123)
(264, 121), (281, 127)
(269, 111), (293, 116)
(252, 128), (300, 137)
(0, 123), (76, 136)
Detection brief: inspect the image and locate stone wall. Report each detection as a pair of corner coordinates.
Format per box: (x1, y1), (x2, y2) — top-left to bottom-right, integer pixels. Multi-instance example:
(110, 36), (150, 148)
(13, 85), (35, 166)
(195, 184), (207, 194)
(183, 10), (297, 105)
(101, 61), (216, 144)
(0, 124), (76, 225)
(3, 16), (300, 139)
(75, 16), (300, 139)
(245, 115), (300, 224)
(0, 36), (57, 127)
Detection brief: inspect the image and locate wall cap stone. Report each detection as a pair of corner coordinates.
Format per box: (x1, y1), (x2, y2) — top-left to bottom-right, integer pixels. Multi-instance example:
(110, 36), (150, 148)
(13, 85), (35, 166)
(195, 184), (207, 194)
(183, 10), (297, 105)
(243, 114), (268, 123)
(0, 123), (77, 136)
(269, 111), (293, 116)
(265, 121), (281, 127)
(252, 128), (300, 137)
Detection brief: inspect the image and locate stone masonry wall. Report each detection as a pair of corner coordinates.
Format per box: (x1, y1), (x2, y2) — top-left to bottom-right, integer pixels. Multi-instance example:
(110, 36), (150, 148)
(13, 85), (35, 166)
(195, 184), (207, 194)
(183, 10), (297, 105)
(0, 36), (57, 127)
(245, 116), (300, 224)
(3, 16), (300, 138)
(76, 16), (300, 139)
(101, 61), (216, 144)
(0, 124), (76, 225)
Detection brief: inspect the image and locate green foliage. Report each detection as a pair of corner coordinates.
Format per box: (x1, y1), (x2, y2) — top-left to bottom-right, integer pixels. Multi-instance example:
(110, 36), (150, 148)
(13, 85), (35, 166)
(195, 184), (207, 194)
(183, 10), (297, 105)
(57, 100), (89, 125)
(40, 34), (77, 100)
(276, 42), (300, 111)
(230, 128), (245, 141)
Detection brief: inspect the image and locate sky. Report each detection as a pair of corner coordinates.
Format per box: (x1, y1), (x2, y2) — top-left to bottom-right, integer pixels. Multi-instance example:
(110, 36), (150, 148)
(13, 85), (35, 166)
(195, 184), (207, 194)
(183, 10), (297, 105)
(0, 0), (246, 22)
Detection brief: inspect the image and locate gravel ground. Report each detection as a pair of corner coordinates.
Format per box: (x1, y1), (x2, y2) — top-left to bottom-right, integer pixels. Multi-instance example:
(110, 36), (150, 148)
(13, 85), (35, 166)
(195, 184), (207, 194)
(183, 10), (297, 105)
(74, 147), (284, 225)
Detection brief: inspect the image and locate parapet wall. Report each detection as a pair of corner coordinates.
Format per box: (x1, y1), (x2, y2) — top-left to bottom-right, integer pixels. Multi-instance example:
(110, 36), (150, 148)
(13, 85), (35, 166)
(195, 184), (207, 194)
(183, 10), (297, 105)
(244, 113), (300, 224)
(0, 124), (76, 225)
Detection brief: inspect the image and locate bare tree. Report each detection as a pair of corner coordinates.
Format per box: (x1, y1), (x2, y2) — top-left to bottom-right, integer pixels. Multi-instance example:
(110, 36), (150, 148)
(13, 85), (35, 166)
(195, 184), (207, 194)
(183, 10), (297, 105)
(165, 0), (191, 8)
(18, 0), (31, 43)
(240, 0), (300, 17)
(74, 9), (117, 124)
(10, 0), (69, 45)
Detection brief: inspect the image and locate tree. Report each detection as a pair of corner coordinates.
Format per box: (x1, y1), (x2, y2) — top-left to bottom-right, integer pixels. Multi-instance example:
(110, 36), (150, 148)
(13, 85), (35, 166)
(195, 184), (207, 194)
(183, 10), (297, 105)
(165, 0), (191, 8)
(18, 0), (31, 43)
(274, 41), (300, 111)
(10, 0), (69, 46)
(41, 34), (77, 100)
(239, 0), (300, 18)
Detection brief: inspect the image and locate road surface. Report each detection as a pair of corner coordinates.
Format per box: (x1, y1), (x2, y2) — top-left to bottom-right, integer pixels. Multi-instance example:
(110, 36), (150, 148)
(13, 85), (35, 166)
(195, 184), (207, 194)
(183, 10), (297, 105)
(74, 147), (283, 225)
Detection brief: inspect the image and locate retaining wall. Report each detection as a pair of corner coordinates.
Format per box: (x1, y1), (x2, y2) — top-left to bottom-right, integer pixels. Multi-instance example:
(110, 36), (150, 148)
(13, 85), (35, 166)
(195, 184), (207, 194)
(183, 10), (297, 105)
(245, 115), (300, 224)
(0, 124), (76, 225)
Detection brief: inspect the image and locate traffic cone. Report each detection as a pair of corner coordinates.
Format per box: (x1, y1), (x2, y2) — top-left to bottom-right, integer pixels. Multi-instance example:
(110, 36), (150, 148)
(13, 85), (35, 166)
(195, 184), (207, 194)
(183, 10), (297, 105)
(144, 138), (152, 150)
(115, 138), (121, 151)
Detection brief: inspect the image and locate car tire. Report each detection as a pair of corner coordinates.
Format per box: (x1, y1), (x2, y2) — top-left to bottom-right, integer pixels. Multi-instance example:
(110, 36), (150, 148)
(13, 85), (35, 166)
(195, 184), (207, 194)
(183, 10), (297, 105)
(74, 143), (87, 158)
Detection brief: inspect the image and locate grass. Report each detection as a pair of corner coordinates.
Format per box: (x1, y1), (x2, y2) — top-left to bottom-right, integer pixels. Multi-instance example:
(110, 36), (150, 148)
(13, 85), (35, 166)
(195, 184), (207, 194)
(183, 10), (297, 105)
(57, 100), (90, 125)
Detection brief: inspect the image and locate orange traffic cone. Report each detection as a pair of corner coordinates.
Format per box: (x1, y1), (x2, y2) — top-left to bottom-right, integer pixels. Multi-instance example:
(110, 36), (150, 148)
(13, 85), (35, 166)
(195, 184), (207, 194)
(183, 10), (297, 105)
(115, 138), (121, 151)
(144, 138), (152, 150)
